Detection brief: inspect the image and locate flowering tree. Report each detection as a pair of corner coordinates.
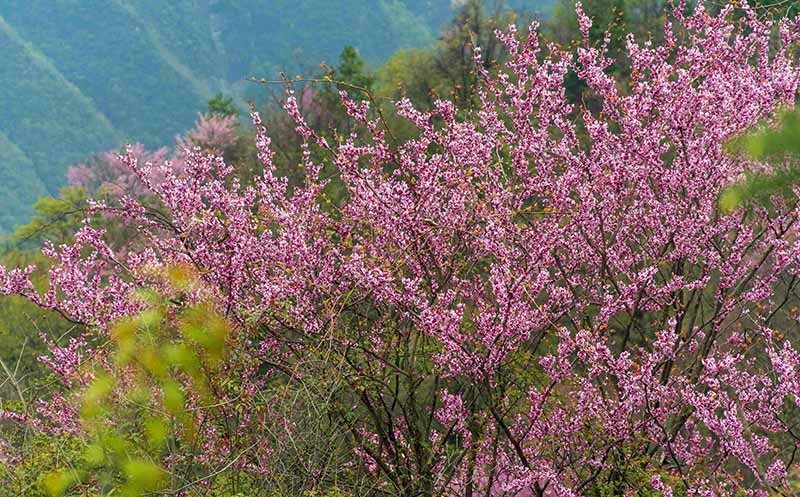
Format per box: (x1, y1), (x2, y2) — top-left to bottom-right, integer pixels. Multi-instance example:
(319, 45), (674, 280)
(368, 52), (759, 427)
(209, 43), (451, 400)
(174, 112), (239, 157)
(3, 2), (800, 496)
(66, 143), (170, 198)
(66, 113), (238, 198)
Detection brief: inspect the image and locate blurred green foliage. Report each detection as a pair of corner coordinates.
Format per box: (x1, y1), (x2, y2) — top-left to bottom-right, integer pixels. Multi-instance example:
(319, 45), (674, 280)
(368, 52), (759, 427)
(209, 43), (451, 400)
(41, 268), (231, 497)
(721, 109), (800, 211)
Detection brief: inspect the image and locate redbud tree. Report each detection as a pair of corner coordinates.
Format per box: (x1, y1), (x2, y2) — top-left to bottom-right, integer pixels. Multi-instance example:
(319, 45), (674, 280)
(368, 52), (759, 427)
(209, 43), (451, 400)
(66, 113), (238, 198)
(3, 2), (800, 496)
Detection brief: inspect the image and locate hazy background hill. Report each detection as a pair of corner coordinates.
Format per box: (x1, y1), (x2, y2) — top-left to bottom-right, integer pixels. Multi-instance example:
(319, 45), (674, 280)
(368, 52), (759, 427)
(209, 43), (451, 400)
(0, 0), (551, 230)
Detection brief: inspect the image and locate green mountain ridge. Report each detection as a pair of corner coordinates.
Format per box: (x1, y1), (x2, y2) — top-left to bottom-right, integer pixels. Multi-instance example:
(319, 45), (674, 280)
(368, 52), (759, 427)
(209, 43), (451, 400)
(0, 0), (551, 231)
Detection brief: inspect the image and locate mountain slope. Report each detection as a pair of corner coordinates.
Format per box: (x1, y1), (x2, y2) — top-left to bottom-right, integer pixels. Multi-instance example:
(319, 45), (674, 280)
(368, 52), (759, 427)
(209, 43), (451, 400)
(0, 12), (123, 224)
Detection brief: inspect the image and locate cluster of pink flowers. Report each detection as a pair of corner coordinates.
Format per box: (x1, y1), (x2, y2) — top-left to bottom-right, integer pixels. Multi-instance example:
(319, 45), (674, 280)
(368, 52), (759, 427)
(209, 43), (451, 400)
(3, 2), (800, 495)
(66, 112), (238, 197)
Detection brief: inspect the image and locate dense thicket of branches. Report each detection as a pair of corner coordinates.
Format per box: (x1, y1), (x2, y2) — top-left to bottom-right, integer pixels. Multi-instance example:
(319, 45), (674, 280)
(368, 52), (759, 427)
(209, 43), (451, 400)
(2, 2), (800, 497)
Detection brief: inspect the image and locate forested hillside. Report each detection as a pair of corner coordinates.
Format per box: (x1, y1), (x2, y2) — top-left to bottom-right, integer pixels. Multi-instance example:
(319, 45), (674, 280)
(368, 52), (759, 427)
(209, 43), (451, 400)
(0, 0), (551, 230)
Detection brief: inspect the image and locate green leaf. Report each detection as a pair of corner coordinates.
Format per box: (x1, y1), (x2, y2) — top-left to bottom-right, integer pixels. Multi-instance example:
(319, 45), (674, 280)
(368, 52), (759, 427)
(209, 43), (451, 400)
(162, 380), (185, 415)
(122, 459), (165, 495)
(40, 470), (78, 497)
